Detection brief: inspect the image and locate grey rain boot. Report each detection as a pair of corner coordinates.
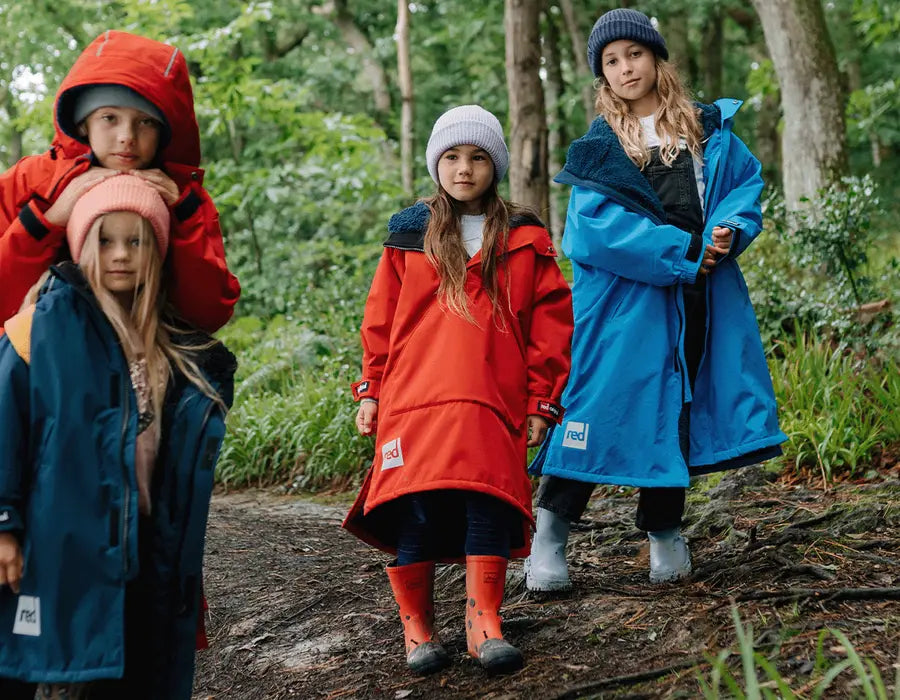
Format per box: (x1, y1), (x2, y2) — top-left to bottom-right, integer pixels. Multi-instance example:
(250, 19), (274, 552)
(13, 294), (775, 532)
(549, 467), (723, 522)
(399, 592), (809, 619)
(648, 528), (692, 583)
(524, 507), (572, 592)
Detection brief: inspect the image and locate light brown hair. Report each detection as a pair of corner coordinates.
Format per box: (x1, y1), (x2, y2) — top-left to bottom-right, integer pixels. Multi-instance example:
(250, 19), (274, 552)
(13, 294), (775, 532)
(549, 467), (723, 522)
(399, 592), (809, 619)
(423, 183), (533, 326)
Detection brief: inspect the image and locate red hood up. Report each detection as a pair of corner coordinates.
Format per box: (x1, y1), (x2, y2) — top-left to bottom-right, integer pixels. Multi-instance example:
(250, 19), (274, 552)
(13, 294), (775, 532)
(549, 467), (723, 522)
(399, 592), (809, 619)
(53, 30), (201, 167)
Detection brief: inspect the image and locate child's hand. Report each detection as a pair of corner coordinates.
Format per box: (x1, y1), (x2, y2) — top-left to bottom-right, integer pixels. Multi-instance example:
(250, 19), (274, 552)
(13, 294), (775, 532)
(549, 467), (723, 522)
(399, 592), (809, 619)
(0, 532), (23, 594)
(699, 227), (733, 275)
(356, 401), (378, 436)
(712, 226), (733, 252)
(133, 169), (181, 206)
(44, 168), (117, 227)
(527, 415), (551, 447)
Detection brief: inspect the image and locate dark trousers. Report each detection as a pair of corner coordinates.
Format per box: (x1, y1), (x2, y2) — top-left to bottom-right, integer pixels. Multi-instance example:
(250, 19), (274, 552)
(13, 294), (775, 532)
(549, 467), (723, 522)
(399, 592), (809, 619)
(0, 679), (34, 700)
(395, 491), (516, 565)
(535, 476), (685, 532)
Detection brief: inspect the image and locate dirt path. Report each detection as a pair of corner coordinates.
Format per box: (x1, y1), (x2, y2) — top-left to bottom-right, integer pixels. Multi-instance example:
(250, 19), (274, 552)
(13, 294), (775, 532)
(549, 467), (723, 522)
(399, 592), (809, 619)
(193, 473), (899, 699)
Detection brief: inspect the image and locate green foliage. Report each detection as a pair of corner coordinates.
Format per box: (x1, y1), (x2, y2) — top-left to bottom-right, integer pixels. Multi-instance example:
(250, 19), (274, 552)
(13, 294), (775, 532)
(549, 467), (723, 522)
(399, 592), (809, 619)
(214, 240), (376, 490)
(743, 180), (897, 352)
(697, 606), (900, 699)
(217, 366), (371, 491)
(769, 328), (899, 481)
(792, 176), (880, 306)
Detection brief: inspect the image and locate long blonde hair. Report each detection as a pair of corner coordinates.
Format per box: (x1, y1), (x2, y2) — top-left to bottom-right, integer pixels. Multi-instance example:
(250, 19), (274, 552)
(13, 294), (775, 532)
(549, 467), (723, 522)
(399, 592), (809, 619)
(595, 56), (703, 168)
(25, 214), (223, 419)
(423, 183), (521, 326)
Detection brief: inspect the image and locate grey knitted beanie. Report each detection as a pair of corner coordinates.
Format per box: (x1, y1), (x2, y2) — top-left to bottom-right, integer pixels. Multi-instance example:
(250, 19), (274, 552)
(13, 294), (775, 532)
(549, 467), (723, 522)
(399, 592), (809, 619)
(587, 9), (668, 78)
(72, 85), (166, 126)
(425, 105), (509, 184)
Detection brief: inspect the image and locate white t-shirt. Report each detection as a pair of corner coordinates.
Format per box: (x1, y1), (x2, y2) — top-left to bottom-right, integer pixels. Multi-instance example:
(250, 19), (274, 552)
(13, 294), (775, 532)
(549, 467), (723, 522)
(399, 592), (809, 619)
(461, 214), (486, 257)
(639, 114), (706, 213)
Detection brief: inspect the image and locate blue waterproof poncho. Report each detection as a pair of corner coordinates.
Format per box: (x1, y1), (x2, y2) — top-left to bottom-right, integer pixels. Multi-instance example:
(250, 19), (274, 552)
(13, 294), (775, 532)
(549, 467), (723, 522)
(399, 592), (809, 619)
(534, 99), (786, 488)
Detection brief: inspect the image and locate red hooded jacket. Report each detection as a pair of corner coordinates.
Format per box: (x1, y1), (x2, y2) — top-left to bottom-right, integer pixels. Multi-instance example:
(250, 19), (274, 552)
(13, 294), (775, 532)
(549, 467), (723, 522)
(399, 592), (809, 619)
(0, 31), (240, 333)
(343, 203), (573, 559)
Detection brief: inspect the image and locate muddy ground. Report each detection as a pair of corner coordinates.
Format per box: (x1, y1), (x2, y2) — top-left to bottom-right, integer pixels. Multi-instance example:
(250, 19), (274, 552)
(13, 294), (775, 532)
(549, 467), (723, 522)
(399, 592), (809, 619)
(193, 469), (899, 699)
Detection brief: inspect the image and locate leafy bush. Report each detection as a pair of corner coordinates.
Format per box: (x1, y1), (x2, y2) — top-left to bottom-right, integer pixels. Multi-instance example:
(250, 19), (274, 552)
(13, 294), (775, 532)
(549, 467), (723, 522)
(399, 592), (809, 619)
(742, 179), (897, 352)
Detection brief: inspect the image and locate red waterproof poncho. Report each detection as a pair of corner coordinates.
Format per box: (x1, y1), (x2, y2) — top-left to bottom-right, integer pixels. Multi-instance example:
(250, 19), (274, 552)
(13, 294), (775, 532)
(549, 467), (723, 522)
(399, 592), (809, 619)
(344, 204), (573, 559)
(0, 31), (240, 333)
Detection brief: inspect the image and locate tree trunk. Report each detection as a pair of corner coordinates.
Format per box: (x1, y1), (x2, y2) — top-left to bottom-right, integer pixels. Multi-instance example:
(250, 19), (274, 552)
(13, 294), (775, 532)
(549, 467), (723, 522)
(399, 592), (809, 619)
(317, 1), (392, 118)
(699, 6), (723, 101)
(396, 0), (414, 197)
(505, 0), (549, 218)
(663, 8), (696, 88)
(756, 90), (782, 186)
(559, 0), (595, 123)
(543, 1), (567, 245)
(750, 0), (848, 213)
(845, 50), (884, 167)
(4, 91), (22, 166)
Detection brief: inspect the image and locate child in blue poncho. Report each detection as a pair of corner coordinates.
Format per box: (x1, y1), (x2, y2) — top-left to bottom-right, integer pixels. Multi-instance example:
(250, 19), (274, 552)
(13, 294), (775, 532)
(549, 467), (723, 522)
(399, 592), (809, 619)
(526, 8), (786, 592)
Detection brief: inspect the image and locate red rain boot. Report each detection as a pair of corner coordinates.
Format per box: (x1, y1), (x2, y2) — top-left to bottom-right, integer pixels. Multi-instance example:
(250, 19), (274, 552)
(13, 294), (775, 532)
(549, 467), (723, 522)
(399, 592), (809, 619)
(465, 555), (524, 674)
(386, 561), (451, 675)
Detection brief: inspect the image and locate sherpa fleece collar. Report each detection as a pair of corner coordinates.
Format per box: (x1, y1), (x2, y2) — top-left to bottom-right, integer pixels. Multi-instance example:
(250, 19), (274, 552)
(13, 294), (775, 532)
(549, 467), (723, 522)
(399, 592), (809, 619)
(554, 102), (722, 225)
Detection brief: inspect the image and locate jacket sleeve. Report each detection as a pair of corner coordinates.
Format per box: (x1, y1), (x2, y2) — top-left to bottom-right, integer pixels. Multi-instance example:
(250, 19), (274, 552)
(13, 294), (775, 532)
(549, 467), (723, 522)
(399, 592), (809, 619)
(0, 156), (67, 329)
(525, 254), (573, 424)
(562, 186), (704, 286)
(706, 134), (764, 260)
(352, 248), (403, 402)
(0, 335), (30, 534)
(167, 184), (241, 333)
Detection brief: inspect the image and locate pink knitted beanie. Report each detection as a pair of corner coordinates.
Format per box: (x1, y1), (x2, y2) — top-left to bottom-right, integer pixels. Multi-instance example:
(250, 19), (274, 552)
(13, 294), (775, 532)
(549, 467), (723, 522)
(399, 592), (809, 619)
(67, 174), (170, 262)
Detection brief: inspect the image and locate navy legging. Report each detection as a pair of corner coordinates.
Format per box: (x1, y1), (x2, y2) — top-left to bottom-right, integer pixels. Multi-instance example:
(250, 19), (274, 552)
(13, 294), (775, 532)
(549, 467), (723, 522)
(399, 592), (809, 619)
(395, 491), (514, 565)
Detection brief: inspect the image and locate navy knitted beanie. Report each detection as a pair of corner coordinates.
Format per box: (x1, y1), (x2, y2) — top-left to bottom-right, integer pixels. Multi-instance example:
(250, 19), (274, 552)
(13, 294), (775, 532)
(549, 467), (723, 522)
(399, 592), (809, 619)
(587, 9), (668, 78)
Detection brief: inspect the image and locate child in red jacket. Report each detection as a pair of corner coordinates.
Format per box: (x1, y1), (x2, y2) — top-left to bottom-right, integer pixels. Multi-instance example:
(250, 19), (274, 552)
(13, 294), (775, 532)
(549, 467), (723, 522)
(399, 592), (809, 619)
(344, 106), (573, 675)
(0, 30), (240, 333)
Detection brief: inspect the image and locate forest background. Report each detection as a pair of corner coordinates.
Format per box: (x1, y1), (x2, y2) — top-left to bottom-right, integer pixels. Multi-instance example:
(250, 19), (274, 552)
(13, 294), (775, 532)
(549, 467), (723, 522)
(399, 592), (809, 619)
(1, 0), (898, 493)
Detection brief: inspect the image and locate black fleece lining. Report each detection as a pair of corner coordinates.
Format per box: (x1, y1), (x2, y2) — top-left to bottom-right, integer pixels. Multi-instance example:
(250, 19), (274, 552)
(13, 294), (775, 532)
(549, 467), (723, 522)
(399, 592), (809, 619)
(18, 202), (50, 241)
(686, 234), (703, 263)
(173, 190), (202, 222)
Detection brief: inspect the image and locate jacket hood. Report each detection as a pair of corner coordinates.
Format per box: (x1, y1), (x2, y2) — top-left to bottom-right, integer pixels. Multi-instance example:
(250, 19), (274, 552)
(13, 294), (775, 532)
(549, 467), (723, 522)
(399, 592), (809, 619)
(384, 201), (548, 252)
(53, 30), (201, 167)
(554, 102), (723, 224)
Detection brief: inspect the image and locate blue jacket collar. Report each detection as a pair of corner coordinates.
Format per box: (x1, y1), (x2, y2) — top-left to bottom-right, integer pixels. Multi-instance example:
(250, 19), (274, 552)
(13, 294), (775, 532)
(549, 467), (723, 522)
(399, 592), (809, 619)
(554, 102), (723, 224)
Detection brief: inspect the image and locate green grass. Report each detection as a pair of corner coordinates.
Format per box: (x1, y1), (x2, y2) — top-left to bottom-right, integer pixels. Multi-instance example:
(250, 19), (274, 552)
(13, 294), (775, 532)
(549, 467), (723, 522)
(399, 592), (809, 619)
(769, 328), (899, 481)
(698, 606), (900, 699)
(217, 369), (372, 490)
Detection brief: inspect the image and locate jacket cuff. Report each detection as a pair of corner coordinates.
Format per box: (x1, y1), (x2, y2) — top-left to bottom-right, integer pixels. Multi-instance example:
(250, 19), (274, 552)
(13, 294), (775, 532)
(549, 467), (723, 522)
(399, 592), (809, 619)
(527, 397), (564, 424)
(678, 235), (704, 284)
(352, 378), (381, 402)
(172, 186), (204, 223)
(0, 503), (23, 533)
(18, 200), (66, 243)
(685, 233), (703, 263)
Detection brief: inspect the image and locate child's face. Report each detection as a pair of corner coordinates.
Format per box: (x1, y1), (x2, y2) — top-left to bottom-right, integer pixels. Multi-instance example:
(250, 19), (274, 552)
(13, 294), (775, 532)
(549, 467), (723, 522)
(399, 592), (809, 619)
(82, 107), (161, 171)
(601, 40), (658, 107)
(98, 212), (152, 302)
(437, 145), (494, 215)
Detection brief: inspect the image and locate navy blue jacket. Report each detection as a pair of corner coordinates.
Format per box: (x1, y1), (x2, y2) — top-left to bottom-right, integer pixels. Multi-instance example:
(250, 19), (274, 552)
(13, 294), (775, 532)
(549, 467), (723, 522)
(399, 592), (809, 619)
(0, 263), (235, 697)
